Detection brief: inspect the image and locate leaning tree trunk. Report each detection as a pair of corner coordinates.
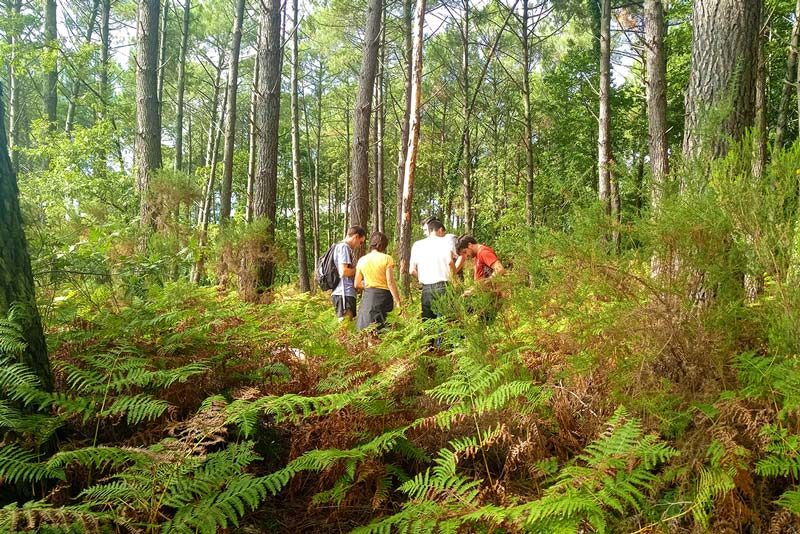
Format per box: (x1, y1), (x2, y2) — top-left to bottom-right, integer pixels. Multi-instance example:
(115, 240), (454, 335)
(349, 0), (384, 233)
(43, 0), (57, 131)
(597, 0), (611, 215)
(219, 0), (246, 225)
(174, 0), (190, 172)
(645, 0), (668, 211)
(398, 0), (426, 295)
(0, 84), (54, 392)
(774, 0), (800, 150)
(135, 0), (163, 230)
(395, 0), (413, 243)
(683, 0), (761, 161)
(252, 0), (282, 291)
(290, 0), (310, 291)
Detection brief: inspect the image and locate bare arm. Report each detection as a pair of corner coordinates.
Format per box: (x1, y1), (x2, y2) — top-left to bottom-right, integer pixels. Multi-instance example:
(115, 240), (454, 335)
(386, 265), (401, 305)
(340, 263), (356, 278)
(490, 260), (505, 276)
(354, 268), (365, 290)
(454, 254), (465, 274)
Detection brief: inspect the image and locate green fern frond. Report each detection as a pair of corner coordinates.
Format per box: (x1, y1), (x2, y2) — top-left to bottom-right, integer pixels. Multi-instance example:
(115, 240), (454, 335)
(0, 444), (65, 483)
(756, 424), (800, 478)
(0, 312), (26, 356)
(776, 487), (800, 513)
(692, 465), (735, 528)
(100, 393), (169, 425)
(48, 446), (152, 471)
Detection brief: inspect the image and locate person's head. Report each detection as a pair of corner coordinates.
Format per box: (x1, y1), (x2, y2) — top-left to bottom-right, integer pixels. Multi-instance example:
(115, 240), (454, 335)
(368, 231), (389, 252)
(345, 225), (366, 248)
(426, 218), (445, 236)
(421, 216), (435, 236)
(456, 235), (478, 258)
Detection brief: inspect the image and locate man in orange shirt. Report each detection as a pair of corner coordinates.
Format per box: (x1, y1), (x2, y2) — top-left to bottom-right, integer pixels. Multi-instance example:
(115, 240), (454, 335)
(455, 235), (505, 281)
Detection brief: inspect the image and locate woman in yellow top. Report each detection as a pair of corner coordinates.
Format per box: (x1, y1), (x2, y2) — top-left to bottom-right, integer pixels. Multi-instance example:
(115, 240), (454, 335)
(354, 231), (401, 331)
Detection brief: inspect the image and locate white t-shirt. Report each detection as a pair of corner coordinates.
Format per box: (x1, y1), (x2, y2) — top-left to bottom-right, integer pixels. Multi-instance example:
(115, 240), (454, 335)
(409, 235), (456, 285)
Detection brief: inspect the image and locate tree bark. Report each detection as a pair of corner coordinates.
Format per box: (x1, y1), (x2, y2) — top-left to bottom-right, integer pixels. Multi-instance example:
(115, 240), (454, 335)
(252, 0), (282, 290)
(753, 26), (767, 180)
(774, 0), (800, 150)
(395, 0), (413, 243)
(291, 0), (310, 291)
(205, 63), (223, 168)
(135, 0), (163, 229)
(246, 22), (263, 223)
(521, 0), (534, 226)
(344, 98), (351, 236)
(44, 0), (57, 130)
(399, 0), (426, 295)
(598, 0), (611, 214)
(220, 0), (246, 225)
(461, 0), (473, 233)
(174, 0), (190, 172)
(644, 0), (668, 210)
(157, 0), (170, 120)
(7, 0), (21, 172)
(349, 0), (383, 233)
(65, 0), (100, 135)
(683, 0), (761, 160)
(0, 85), (54, 391)
(312, 60), (323, 267)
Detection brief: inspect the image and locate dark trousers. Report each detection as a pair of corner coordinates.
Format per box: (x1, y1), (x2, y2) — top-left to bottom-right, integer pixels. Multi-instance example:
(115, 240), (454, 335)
(421, 282), (448, 320)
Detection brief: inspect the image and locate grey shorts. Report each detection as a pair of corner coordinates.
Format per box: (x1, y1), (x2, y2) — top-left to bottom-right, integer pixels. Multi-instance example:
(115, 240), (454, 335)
(332, 294), (356, 318)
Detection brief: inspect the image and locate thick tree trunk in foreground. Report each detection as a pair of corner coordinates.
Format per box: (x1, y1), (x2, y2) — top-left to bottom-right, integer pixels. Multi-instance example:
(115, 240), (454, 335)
(683, 0), (761, 160)
(220, 0), (246, 225)
(398, 0), (426, 295)
(644, 0), (669, 210)
(252, 0), (282, 290)
(774, 0), (800, 150)
(7, 0), (21, 172)
(135, 0), (163, 229)
(597, 0), (611, 214)
(291, 0), (310, 292)
(0, 86), (54, 391)
(174, 0), (190, 172)
(349, 0), (383, 233)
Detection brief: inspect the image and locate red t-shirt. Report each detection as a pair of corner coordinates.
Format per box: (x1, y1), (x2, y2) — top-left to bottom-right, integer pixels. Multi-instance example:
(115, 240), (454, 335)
(474, 245), (499, 280)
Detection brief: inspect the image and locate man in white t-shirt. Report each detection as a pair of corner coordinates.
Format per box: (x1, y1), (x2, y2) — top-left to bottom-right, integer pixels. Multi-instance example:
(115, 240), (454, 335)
(410, 218), (456, 319)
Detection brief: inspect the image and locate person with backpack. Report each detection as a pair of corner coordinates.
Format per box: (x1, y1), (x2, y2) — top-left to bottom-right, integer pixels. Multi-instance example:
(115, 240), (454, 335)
(354, 231), (401, 331)
(318, 225), (366, 321)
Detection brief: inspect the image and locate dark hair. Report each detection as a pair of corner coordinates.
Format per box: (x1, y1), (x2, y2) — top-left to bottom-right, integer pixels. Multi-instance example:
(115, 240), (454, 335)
(347, 225), (366, 238)
(426, 219), (445, 234)
(456, 235), (477, 254)
(369, 231), (389, 252)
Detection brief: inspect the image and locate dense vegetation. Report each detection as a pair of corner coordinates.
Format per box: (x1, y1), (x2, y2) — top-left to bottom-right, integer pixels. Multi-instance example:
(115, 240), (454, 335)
(1, 0), (800, 531)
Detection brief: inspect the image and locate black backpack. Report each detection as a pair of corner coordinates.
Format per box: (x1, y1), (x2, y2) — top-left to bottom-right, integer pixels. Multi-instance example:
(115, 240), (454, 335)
(316, 243), (341, 291)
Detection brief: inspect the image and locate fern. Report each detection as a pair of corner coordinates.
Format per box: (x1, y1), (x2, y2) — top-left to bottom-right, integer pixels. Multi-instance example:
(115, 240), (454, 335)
(100, 393), (169, 425)
(756, 424), (800, 478)
(0, 444), (65, 483)
(0, 500), (115, 534)
(776, 487), (800, 513)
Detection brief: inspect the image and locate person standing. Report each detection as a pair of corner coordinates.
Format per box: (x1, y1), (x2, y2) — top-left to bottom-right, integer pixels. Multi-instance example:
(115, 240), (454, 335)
(354, 231), (401, 331)
(410, 219), (456, 319)
(456, 235), (505, 281)
(332, 225), (366, 321)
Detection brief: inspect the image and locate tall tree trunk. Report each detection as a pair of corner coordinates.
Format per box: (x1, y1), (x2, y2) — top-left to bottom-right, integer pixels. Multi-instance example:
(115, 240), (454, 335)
(610, 164), (620, 252)
(205, 64), (223, 168)
(246, 23), (263, 223)
(399, 0), (426, 295)
(521, 0), (534, 226)
(349, 0), (383, 233)
(395, 0), (413, 243)
(174, 0), (190, 172)
(754, 26), (767, 180)
(135, 0), (163, 229)
(598, 0), (611, 214)
(43, 0), (57, 130)
(220, 0), (246, 225)
(312, 60), (323, 267)
(157, 0), (170, 119)
(252, 0), (282, 290)
(291, 0), (310, 291)
(0, 85), (54, 391)
(344, 98), (351, 236)
(7, 0), (21, 172)
(645, 0), (669, 210)
(461, 0), (473, 233)
(375, 8), (386, 234)
(683, 0), (761, 160)
(65, 0), (100, 135)
(774, 0), (800, 150)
